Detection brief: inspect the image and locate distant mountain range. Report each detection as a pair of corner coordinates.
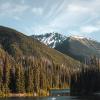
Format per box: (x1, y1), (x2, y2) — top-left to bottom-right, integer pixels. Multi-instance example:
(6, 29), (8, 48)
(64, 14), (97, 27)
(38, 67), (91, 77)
(32, 33), (100, 62)
(0, 26), (79, 67)
(0, 25), (99, 66)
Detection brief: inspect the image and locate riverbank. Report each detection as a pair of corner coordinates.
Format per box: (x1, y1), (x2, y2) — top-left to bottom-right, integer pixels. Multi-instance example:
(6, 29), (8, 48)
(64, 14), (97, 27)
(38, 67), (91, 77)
(0, 88), (70, 97)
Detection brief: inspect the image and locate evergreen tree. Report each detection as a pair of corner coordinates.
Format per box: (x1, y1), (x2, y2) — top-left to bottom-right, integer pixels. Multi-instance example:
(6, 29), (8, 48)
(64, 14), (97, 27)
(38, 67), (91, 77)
(15, 63), (25, 93)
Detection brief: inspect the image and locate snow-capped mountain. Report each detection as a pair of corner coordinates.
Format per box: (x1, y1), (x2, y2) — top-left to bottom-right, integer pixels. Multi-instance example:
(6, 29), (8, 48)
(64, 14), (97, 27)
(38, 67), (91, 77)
(31, 33), (100, 62)
(32, 33), (67, 48)
(32, 33), (91, 48)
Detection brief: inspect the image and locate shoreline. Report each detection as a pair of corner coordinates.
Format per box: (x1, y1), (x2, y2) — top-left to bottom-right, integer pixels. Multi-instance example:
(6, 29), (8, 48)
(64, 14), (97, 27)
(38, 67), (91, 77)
(8, 93), (34, 97)
(0, 93), (35, 98)
(0, 92), (49, 98)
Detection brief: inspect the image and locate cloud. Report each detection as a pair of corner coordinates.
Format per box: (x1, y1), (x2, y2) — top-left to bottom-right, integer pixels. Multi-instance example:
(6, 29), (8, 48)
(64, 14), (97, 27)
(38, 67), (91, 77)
(32, 7), (43, 15)
(21, 0), (25, 4)
(80, 25), (100, 33)
(30, 25), (56, 35)
(1, 0), (100, 42)
(28, 0), (100, 37)
(41, 0), (100, 39)
(45, 0), (64, 20)
(45, 2), (91, 30)
(13, 16), (21, 21)
(0, 2), (29, 18)
(67, 4), (90, 14)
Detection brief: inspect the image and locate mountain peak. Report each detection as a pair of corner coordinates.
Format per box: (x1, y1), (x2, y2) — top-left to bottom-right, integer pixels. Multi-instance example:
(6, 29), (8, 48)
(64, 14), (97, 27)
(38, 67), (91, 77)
(32, 32), (66, 48)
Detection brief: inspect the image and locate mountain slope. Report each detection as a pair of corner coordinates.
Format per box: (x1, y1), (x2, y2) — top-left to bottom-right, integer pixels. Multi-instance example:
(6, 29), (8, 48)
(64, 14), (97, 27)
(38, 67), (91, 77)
(55, 36), (100, 62)
(0, 26), (79, 67)
(32, 33), (100, 62)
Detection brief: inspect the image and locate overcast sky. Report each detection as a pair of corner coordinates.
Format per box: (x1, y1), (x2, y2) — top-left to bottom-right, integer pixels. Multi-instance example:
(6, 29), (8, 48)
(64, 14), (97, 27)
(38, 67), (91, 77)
(0, 0), (100, 41)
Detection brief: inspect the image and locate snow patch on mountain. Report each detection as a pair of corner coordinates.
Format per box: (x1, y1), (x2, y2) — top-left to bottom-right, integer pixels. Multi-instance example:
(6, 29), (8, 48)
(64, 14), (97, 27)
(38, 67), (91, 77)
(70, 35), (85, 39)
(33, 33), (67, 48)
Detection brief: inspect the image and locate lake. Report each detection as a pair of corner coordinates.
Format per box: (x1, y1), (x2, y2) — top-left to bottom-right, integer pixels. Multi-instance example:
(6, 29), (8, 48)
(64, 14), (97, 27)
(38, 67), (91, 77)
(0, 95), (100, 100)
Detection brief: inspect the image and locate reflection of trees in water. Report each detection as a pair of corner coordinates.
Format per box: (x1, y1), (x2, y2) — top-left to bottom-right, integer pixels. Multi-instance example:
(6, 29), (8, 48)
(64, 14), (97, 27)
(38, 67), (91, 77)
(76, 95), (100, 100)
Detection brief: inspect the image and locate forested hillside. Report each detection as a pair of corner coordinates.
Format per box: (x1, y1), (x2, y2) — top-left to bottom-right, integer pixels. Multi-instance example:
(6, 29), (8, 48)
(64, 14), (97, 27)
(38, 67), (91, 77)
(70, 57), (100, 95)
(0, 26), (80, 96)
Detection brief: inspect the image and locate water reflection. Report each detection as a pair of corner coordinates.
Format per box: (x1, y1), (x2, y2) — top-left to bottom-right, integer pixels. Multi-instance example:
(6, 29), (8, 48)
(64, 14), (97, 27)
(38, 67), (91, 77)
(76, 95), (100, 100)
(0, 95), (100, 100)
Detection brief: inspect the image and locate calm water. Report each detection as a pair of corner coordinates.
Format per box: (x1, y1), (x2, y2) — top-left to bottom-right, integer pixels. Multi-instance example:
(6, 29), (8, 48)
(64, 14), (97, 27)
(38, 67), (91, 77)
(0, 95), (100, 100)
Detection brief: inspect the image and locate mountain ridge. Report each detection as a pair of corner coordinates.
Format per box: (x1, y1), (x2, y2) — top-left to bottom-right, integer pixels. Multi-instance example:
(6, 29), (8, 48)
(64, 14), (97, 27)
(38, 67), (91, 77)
(0, 26), (79, 66)
(32, 32), (100, 62)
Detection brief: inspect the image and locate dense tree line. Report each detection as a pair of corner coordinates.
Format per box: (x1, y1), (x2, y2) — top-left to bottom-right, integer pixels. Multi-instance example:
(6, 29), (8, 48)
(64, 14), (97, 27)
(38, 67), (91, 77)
(0, 50), (70, 96)
(70, 57), (100, 95)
